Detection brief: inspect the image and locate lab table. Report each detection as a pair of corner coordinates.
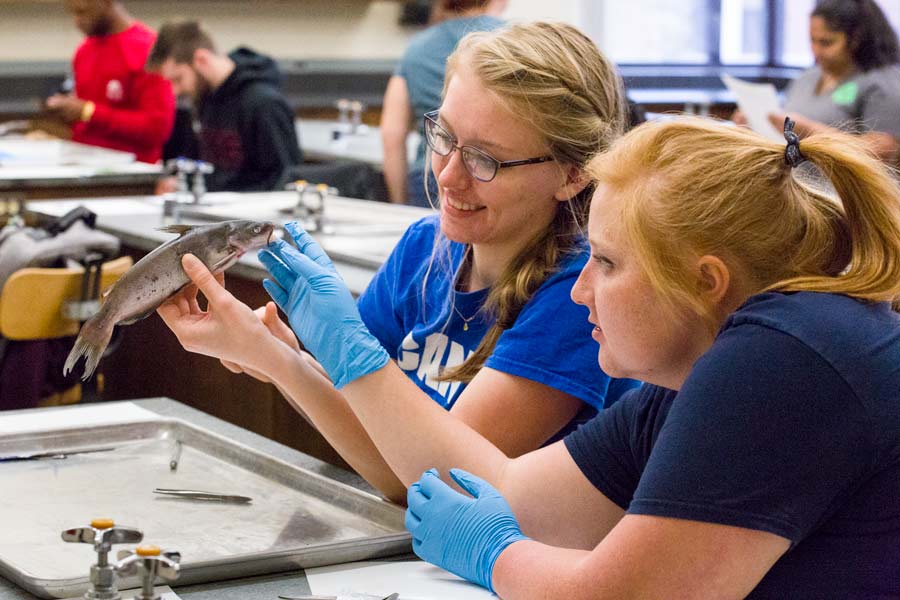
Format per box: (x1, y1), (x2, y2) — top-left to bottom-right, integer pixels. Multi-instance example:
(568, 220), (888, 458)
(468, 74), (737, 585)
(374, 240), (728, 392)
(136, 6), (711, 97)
(296, 119), (420, 171)
(24, 192), (433, 295)
(0, 397), (400, 600)
(0, 139), (161, 200)
(21, 193), (432, 469)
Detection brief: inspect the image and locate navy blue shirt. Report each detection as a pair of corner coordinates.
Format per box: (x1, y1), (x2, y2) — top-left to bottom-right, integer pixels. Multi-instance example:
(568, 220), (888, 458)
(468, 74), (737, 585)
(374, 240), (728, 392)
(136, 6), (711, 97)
(566, 292), (900, 597)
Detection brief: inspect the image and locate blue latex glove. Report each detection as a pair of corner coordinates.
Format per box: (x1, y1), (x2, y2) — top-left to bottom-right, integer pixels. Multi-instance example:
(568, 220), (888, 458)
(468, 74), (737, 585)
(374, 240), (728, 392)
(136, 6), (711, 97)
(258, 221), (389, 388)
(405, 468), (530, 593)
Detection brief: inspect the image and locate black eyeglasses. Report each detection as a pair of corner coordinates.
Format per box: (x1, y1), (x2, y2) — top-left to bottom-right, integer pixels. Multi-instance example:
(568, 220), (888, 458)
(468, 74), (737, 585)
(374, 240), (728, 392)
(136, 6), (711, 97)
(423, 110), (554, 183)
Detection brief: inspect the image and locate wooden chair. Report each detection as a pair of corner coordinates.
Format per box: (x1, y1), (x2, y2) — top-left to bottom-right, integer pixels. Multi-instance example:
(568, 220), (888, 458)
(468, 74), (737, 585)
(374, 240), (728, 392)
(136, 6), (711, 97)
(0, 256), (133, 405)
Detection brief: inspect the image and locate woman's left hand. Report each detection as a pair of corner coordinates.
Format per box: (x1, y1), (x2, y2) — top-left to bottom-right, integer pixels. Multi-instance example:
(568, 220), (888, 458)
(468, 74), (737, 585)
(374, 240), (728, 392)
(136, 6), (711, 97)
(405, 468), (530, 593)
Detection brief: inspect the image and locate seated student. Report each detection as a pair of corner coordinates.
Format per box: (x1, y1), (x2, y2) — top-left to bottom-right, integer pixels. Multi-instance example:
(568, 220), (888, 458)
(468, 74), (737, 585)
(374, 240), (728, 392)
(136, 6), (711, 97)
(47, 0), (175, 164)
(381, 0), (506, 206)
(168, 114), (900, 596)
(737, 0), (900, 163)
(146, 21), (301, 192)
(156, 22), (640, 504)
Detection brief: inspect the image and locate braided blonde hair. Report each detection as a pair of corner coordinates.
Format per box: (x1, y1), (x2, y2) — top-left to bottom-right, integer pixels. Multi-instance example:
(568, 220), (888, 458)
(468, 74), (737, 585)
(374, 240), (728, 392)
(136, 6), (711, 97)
(431, 21), (627, 382)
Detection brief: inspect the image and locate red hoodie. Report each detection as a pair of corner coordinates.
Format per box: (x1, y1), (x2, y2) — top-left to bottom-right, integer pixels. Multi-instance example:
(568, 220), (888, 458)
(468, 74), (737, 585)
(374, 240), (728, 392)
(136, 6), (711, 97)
(71, 22), (174, 163)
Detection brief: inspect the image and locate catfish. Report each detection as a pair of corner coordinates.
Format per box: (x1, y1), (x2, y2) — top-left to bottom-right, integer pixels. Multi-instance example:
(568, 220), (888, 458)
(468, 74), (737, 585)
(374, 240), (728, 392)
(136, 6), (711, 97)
(63, 220), (275, 380)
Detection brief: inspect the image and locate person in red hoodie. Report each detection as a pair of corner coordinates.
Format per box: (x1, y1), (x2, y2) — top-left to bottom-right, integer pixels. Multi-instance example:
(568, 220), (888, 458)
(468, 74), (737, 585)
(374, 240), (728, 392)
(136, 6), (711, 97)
(46, 0), (175, 164)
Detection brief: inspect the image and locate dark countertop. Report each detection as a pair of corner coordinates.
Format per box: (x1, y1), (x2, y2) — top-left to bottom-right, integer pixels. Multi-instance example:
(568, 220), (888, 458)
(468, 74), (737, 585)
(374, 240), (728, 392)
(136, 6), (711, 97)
(0, 59), (802, 118)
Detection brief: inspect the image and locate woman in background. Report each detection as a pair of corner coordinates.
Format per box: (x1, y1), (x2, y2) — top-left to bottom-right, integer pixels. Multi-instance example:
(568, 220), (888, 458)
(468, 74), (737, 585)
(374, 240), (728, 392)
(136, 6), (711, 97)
(381, 0), (506, 206)
(738, 0), (900, 162)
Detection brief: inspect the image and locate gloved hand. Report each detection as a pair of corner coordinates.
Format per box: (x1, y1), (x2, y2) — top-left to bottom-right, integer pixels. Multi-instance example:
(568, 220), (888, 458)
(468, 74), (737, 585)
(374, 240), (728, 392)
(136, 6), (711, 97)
(258, 221), (389, 388)
(405, 468), (530, 593)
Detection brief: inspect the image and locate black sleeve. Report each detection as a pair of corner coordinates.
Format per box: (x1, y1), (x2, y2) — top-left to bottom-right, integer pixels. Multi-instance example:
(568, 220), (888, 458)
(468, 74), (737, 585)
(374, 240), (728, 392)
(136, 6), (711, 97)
(244, 87), (302, 191)
(564, 385), (674, 510)
(162, 105), (200, 162)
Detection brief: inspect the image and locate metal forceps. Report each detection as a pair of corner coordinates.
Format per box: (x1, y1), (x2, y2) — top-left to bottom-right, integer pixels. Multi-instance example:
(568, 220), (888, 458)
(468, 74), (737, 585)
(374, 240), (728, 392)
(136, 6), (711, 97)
(153, 488), (253, 504)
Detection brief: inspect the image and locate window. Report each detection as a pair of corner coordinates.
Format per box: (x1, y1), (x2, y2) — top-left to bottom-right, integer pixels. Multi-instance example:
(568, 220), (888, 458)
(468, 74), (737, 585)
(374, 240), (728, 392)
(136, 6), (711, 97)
(780, 0), (816, 66)
(720, 0), (767, 64)
(585, 0), (711, 64)
(579, 0), (900, 67)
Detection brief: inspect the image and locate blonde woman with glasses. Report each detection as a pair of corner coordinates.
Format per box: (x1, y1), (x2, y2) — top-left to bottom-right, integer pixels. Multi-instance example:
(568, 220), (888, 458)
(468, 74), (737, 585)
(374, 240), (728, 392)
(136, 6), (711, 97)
(158, 22), (639, 504)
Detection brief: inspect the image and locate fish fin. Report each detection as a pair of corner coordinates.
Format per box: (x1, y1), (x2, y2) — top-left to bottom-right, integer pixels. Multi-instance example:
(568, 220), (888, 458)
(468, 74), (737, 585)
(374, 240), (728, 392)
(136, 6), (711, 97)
(156, 224), (195, 236)
(63, 318), (114, 381)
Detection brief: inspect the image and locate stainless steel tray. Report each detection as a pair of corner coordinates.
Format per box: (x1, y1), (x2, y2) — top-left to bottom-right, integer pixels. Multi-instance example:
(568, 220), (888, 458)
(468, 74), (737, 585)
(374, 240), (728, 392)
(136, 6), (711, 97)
(0, 418), (409, 598)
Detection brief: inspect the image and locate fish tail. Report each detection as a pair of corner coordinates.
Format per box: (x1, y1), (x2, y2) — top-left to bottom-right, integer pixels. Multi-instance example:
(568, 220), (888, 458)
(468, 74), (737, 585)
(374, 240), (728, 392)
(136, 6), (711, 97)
(63, 318), (114, 381)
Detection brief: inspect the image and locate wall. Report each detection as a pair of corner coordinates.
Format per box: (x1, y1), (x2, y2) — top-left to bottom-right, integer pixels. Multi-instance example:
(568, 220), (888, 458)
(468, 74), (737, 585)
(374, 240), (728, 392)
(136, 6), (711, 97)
(0, 1), (409, 61)
(0, 0), (582, 62)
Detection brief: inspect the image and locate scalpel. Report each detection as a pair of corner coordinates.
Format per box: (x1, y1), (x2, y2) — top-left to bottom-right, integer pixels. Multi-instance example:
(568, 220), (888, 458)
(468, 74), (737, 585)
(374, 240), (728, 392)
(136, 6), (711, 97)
(0, 446), (116, 462)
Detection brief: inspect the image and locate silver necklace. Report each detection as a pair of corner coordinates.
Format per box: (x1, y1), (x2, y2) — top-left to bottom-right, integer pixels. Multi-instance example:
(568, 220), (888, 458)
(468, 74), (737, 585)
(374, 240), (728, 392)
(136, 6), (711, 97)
(451, 247), (478, 331)
(451, 302), (478, 331)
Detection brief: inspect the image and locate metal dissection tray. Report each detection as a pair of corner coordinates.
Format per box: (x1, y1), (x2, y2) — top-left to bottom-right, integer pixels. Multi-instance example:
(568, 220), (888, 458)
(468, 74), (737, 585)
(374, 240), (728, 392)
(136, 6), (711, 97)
(0, 419), (409, 598)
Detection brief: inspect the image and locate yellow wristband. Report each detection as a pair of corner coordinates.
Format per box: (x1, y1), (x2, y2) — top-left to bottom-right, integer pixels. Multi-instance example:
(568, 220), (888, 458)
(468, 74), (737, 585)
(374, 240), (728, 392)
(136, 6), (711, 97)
(80, 100), (96, 123)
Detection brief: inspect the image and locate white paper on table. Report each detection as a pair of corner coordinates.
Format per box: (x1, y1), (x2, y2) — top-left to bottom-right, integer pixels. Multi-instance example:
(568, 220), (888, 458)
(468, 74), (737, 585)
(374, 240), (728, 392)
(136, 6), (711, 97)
(0, 401), (159, 435)
(721, 74), (784, 141)
(305, 560), (496, 599)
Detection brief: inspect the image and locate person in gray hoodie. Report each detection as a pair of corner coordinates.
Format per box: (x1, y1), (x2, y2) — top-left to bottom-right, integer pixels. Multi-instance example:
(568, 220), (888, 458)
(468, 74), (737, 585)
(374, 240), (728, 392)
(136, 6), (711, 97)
(147, 21), (302, 192)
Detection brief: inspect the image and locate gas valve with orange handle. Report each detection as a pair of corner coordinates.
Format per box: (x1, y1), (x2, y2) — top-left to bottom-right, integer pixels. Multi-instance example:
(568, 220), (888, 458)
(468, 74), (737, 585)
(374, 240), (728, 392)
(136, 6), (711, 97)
(61, 518), (144, 600)
(115, 544), (181, 600)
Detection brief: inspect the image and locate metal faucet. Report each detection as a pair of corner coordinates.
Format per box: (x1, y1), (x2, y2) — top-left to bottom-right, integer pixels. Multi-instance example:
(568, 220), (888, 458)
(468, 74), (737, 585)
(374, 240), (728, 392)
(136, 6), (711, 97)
(307, 183), (336, 233)
(336, 98), (350, 130)
(286, 180), (335, 232)
(349, 100), (364, 134)
(61, 519), (144, 600)
(288, 179), (310, 219)
(164, 158), (194, 204)
(115, 545), (181, 600)
(191, 161), (214, 204)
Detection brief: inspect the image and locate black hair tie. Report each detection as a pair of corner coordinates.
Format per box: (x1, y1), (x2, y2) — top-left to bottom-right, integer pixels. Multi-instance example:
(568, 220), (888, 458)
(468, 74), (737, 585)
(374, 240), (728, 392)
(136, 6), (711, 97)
(783, 116), (806, 168)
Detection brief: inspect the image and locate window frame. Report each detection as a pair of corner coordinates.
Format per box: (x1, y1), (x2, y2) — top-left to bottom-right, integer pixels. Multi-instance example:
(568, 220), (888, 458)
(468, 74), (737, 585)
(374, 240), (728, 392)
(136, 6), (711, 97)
(587, 0), (798, 69)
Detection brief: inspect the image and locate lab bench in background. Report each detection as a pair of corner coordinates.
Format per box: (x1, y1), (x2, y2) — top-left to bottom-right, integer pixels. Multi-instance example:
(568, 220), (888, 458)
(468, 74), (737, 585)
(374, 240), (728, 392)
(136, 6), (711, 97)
(0, 138), (161, 200)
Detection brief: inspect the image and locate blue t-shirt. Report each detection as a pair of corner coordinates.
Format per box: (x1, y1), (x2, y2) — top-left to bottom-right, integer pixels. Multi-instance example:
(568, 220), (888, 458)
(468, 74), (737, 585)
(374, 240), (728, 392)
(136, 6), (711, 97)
(358, 215), (638, 414)
(566, 291), (900, 597)
(396, 15), (505, 173)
